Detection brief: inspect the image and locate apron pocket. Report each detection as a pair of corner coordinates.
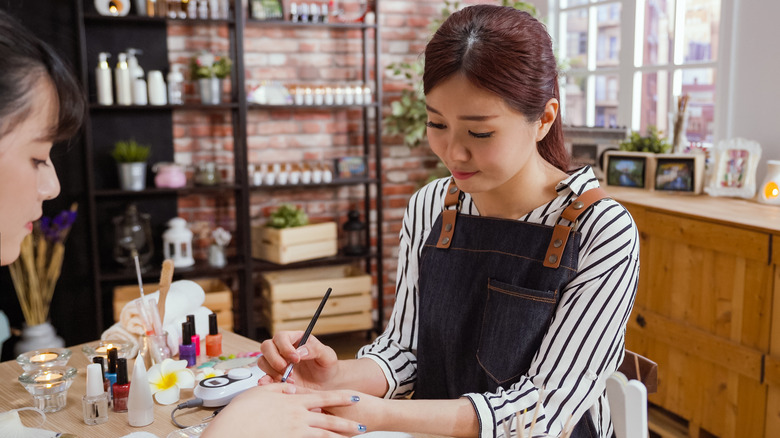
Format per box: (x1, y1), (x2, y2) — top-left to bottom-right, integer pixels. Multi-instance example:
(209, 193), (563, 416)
(477, 278), (558, 385)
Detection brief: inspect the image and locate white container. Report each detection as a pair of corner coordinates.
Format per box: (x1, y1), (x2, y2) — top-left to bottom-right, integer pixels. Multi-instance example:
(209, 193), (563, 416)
(114, 53), (132, 105)
(132, 78), (148, 105)
(167, 65), (184, 105)
(209, 0), (219, 19)
(95, 52), (113, 105)
(127, 48), (144, 100)
(147, 70), (167, 105)
(127, 358), (154, 427)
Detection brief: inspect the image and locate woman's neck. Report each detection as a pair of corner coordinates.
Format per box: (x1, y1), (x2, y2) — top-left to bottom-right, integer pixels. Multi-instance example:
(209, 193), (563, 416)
(470, 159), (568, 219)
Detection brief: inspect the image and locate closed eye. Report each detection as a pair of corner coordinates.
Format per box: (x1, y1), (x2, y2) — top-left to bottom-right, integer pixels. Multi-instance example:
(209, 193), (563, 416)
(426, 121), (446, 129)
(469, 130), (494, 139)
(32, 158), (49, 167)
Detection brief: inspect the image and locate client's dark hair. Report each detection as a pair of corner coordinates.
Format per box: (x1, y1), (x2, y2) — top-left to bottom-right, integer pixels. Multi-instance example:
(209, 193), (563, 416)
(0, 9), (84, 141)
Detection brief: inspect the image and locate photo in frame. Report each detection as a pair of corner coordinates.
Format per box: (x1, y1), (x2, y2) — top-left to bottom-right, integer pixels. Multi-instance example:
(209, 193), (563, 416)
(653, 153), (705, 194)
(334, 156), (367, 180)
(603, 151), (655, 189)
(563, 126), (628, 181)
(704, 138), (762, 199)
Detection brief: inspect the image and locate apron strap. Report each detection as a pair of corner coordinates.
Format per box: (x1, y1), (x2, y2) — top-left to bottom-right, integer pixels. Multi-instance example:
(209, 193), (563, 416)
(436, 178), (461, 248)
(543, 187), (611, 268)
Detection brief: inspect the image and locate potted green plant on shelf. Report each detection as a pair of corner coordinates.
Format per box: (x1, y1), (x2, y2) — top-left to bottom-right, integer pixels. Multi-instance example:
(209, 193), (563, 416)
(619, 125), (671, 154)
(190, 51), (232, 105)
(112, 138), (151, 191)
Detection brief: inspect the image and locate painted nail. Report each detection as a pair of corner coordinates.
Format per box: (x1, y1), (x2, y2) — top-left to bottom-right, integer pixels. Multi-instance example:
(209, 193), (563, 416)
(358, 424), (367, 432)
(351, 395), (360, 402)
(296, 346), (309, 358)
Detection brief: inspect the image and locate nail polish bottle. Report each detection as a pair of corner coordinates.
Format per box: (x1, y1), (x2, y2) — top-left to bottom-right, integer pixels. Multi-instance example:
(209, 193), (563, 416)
(112, 358), (131, 412)
(92, 356), (112, 407)
(179, 321), (197, 367)
(83, 363), (109, 425)
(105, 348), (119, 400)
(187, 314), (201, 356)
(206, 312), (222, 358)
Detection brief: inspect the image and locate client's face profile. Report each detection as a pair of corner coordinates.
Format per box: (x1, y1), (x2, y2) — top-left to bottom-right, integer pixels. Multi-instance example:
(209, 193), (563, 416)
(0, 78), (61, 266)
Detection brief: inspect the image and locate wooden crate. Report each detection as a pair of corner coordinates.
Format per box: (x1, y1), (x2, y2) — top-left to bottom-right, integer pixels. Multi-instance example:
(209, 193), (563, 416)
(113, 278), (233, 331)
(252, 222), (338, 264)
(259, 264), (372, 335)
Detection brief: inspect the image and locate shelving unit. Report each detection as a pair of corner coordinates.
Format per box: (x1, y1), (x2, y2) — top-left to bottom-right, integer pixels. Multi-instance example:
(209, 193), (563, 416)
(72, 0), (383, 340)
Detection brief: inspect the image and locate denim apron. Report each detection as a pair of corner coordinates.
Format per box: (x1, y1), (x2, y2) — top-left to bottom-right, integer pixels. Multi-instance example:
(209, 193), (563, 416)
(413, 179), (609, 437)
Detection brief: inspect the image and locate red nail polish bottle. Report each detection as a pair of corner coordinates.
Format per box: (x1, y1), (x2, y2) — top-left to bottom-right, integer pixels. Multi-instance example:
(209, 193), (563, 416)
(112, 358), (131, 412)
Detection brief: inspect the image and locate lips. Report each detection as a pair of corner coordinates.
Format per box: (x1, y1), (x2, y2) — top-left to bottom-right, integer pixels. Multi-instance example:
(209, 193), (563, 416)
(451, 170), (478, 180)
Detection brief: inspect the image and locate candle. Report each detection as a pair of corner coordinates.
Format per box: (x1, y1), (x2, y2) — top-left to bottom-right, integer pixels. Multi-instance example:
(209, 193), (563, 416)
(95, 344), (116, 355)
(34, 372), (63, 383)
(30, 352), (59, 363)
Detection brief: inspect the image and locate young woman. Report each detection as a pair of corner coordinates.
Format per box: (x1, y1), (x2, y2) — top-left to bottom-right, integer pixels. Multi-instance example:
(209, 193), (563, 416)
(0, 9), (84, 267)
(223, 5), (640, 438)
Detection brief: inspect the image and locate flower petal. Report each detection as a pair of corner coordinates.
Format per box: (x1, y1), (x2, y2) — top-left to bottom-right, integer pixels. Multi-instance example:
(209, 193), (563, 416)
(147, 363), (164, 385)
(174, 369), (196, 389)
(154, 385), (181, 405)
(161, 358), (188, 375)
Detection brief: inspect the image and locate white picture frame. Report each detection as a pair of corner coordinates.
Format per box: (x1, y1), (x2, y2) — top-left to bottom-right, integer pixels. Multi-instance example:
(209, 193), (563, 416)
(704, 138), (762, 199)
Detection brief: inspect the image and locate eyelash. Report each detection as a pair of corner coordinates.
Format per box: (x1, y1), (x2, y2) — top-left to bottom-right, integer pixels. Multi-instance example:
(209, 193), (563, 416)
(33, 158), (49, 167)
(426, 121), (494, 139)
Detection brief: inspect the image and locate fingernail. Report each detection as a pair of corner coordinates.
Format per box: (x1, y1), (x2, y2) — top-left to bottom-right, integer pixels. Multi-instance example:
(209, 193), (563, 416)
(296, 346), (309, 358)
(358, 424), (367, 433)
(351, 395), (360, 402)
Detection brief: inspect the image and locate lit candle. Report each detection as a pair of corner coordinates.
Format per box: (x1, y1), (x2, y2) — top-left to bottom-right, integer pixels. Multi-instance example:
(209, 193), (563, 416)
(29, 352), (60, 363)
(95, 344), (117, 355)
(33, 372), (63, 383)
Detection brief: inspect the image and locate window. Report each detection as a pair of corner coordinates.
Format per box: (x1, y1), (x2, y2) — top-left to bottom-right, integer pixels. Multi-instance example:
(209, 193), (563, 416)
(552, 0), (722, 147)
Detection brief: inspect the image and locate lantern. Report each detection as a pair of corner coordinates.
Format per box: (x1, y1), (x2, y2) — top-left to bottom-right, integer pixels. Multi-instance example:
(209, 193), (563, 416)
(342, 210), (367, 256)
(163, 217), (195, 267)
(758, 160), (780, 204)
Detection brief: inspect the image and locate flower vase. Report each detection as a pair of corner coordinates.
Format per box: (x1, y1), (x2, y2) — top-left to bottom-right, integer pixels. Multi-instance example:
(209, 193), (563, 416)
(15, 321), (65, 356)
(208, 244), (227, 268)
(198, 77), (222, 105)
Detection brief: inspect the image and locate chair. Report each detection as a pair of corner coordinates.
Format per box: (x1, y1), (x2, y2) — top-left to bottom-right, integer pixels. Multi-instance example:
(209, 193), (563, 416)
(606, 350), (658, 438)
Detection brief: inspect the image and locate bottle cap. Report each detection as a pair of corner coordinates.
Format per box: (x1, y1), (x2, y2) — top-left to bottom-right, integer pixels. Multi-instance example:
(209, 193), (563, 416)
(182, 321), (192, 345)
(86, 363), (105, 397)
(186, 314), (196, 332)
(209, 312), (219, 335)
(116, 358), (129, 385)
(107, 348), (118, 373)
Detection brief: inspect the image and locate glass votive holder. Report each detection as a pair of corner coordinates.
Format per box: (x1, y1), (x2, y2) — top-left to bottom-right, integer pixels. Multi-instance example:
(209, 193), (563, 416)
(138, 331), (172, 369)
(18, 366), (77, 413)
(82, 340), (133, 368)
(16, 348), (72, 371)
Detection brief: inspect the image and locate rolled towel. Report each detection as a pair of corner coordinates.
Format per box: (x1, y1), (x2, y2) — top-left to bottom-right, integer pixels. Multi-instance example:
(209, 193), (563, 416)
(101, 322), (140, 359)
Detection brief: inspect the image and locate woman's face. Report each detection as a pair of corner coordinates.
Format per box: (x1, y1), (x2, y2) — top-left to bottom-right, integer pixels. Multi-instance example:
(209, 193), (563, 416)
(0, 78), (61, 266)
(425, 74), (552, 195)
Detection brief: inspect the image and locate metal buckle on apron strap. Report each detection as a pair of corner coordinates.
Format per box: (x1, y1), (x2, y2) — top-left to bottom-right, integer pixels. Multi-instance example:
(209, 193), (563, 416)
(437, 179), (461, 249)
(543, 187), (611, 269)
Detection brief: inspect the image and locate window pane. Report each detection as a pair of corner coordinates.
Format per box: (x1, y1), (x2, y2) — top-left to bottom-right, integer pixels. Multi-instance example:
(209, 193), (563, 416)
(639, 71), (674, 137)
(562, 9), (589, 69)
(560, 0), (588, 8)
(681, 68), (716, 145)
(683, 0), (720, 62)
(595, 3), (621, 67)
(562, 75), (588, 126)
(643, 0), (675, 66)
(595, 74), (619, 127)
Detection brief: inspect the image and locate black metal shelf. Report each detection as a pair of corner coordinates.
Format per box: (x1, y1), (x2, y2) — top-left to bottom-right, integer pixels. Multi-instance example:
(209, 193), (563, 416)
(99, 257), (245, 282)
(246, 19), (375, 29)
(94, 184), (242, 198)
(84, 14), (234, 25)
(248, 102), (379, 110)
(89, 103), (239, 111)
(249, 178), (376, 191)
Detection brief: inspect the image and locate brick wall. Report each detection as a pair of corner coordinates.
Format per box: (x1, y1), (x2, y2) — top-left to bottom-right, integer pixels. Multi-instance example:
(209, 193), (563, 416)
(167, 0), (492, 328)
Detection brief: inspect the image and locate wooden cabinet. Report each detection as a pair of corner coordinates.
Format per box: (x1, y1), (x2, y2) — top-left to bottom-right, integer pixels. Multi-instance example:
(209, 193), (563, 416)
(606, 187), (780, 437)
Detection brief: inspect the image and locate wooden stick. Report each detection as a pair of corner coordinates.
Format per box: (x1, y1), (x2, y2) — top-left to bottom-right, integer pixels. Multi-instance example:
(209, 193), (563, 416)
(634, 352), (642, 383)
(157, 259), (175, 324)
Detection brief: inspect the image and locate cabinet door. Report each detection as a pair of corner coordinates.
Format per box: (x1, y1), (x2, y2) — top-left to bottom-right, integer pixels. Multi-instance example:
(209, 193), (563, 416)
(625, 204), (769, 438)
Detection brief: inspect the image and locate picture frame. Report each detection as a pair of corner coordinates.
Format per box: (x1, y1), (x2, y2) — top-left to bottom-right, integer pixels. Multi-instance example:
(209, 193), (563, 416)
(563, 126), (628, 180)
(704, 138), (762, 199)
(603, 151), (656, 190)
(334, 156), (367, 180)
(250, 0), (284, 20)
(653, 153), (705, 195)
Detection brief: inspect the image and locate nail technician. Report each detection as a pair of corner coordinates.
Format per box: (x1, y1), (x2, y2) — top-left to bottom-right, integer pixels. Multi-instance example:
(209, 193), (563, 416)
(249, 5), (640, 438)
(0, 9), (84, 268)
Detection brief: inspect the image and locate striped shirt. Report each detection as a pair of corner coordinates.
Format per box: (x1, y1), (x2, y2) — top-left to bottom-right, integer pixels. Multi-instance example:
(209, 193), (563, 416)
(357, 166), (640, 438)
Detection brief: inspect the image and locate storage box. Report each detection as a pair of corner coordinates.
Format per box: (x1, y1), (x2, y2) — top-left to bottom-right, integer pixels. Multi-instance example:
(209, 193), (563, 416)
(252, 222), (338, 264)
(113, 278), (233, 332)
(259, 264), (372, 335)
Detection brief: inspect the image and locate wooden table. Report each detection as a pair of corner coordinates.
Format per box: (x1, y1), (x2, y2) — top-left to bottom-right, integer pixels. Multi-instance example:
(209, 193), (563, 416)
(0, 331), (445, 438)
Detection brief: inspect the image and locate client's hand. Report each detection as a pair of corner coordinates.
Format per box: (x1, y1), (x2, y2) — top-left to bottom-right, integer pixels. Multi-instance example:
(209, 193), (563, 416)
(257, 330), (339, 388)
(201, 383), (366, 438)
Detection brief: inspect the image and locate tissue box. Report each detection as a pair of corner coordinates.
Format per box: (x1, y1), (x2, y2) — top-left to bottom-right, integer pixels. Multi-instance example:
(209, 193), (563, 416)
(251, 222), (338, 264)
(259, 264), (372, 335)
(113, 278), (233, 331)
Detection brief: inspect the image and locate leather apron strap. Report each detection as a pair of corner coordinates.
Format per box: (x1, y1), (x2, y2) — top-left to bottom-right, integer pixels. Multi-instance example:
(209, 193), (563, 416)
(543, 187), (611, 268)
(436, 178), (461, 249)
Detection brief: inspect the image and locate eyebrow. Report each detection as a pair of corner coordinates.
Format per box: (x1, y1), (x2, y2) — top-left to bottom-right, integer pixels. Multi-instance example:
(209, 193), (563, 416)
(425, 104), (499, 121)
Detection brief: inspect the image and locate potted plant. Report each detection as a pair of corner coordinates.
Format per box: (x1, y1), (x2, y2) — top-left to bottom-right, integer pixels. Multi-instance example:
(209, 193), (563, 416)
(619, 125), (671, 154)
(190, 51), (232, 105)
(251, 204), (338, 264)
(112, 138), (151, 191)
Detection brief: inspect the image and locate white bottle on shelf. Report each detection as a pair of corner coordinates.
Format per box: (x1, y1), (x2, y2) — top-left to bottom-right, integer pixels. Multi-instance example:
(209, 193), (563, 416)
(167, 65), (184, 105)
(133, 78), (148, 105)
(126, 48), (144, 101)
(147, 70), (168, 106)
(115, 52), (133, 105)
(95, 52), (113, 105)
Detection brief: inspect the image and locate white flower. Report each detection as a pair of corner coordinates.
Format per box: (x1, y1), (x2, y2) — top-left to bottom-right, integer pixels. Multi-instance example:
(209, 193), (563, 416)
(147, 358), (195, 405)
(212, 227), (232, 247)
(195, 367), (225, 383)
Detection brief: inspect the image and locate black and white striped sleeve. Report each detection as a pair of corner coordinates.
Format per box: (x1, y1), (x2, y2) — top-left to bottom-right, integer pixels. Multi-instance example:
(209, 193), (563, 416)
(465, 197), (640, 438)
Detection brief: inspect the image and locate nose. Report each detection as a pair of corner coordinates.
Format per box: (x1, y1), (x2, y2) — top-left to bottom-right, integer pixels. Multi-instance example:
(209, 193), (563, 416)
(444, 134), (471, 164)
(38, 160), (61, 201)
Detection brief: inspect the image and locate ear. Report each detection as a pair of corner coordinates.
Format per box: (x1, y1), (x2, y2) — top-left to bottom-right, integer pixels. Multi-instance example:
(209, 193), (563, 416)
(535, 98), (559, 142)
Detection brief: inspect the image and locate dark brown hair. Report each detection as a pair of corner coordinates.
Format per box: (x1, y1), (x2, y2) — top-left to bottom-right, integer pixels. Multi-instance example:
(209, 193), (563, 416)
(424, 4), (569, 172)
(0, 9), (84, 142)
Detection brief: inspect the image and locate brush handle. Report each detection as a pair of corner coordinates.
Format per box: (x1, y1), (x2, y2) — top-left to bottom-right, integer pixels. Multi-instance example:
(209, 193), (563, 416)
(157, 259), (175, 324)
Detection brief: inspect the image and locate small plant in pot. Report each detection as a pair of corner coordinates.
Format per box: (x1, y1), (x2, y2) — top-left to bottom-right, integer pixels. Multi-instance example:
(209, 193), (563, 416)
(112, 139), (151, 191)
